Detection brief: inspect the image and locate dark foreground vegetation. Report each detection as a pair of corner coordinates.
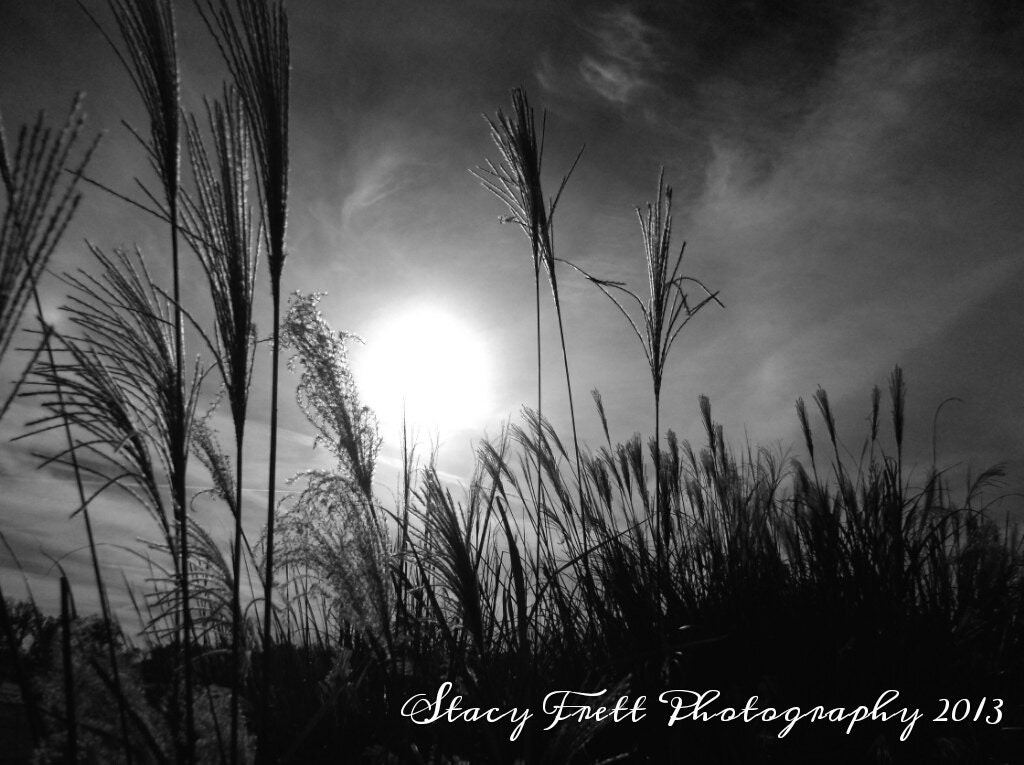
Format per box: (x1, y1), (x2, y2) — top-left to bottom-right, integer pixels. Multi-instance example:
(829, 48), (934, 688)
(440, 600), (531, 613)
(1, 1), (1022, 763)
(4, 380), (1024, 764)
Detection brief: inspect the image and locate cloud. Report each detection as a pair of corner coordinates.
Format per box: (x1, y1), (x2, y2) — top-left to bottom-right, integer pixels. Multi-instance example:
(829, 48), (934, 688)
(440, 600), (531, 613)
(578, 6), (657, 104)
(647, 1), (1024, 454)
(579, 56), (644, 104)
(339, 146), (419, 231)
(535, 4), (660, 107)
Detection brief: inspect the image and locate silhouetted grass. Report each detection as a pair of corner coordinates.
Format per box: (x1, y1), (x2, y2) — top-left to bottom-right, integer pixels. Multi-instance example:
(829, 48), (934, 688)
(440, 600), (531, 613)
(2, 5), (1022, 764)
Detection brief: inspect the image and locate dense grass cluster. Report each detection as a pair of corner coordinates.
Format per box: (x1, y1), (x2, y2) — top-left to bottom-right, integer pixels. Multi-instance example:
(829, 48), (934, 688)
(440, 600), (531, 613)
(1, 1), (1022, 764)
(4, 375), (1022, 763)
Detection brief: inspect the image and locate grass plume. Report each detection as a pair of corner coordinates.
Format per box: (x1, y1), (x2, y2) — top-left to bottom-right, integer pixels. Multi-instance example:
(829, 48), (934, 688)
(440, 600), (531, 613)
(182, 88), (259, 763)
(195, 5), (291, 746)
(79, 0), (197, 753)
(0, 97), (98, 419)
(476, 86), (586, 582)
(563, 170), (722, 562)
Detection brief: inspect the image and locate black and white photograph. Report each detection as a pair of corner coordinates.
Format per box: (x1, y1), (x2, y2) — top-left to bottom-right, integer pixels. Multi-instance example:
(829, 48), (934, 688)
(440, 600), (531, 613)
(1, 0), (1023, 762)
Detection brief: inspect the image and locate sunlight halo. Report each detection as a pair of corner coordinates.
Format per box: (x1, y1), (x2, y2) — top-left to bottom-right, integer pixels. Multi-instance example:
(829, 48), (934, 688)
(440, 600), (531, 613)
(354, 303), (494, 438)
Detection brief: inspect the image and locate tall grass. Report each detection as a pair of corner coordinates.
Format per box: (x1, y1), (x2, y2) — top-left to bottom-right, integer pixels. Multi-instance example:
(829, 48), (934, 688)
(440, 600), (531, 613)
(194, 5), (291, 749)
(79, 0), (198, 755)
(20, 245), (210, 763)
(389, 374), (1020, 762)
(4, 7), (1022, 764)
(182, 88), (259, 765)
(0, 96), (98, 755)
(476, 87), (586, 587)
(0, 97), (98, 423)
(563, 170), (722, 572)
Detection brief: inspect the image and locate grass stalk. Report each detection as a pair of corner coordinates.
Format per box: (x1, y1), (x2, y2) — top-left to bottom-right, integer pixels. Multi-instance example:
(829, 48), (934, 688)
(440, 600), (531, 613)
(32, 288), (135, 764)
(22, 244), (204, 763)
(0, 95), (97, 419)
(562, 170), (721, 575)
(194, 4), (290, 752)
(182, 88), (258, 765)
(0, 88), (108, 757)
(59, 576), (77, 763)
(476, 86), (586, 580)
(79, 0), (195, 756)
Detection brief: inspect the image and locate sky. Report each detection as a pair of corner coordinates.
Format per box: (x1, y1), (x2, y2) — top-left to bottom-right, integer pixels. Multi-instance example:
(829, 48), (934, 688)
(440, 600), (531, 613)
(1, 0), (1023, 624)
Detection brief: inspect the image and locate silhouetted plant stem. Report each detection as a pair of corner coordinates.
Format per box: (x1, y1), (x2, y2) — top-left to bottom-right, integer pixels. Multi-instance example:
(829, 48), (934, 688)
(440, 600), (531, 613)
(552, 292), (586, 546)
(193, 4), (290, 753)
(262, 289), (282, 746)
(0, 92), (108, 755)
(170, 193), (196, 765)
(0, 95), (97, 422)
(60, 576), (77, 763)
(561, 169), (721, 583)
(79, 1), (194, 756)
(534, 255), (543, 572)
(476, 87), (586, 579)
(230, 436), (245, 762)
(182, 91), (257, 765)
(32, 288), (134, 765)
(0, 333), (47, 426)
(655, 389), (663, 558)
(398, 406), (414, 607)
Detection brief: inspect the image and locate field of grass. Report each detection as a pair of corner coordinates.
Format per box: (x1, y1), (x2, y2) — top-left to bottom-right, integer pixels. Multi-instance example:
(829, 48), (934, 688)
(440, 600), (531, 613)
(1, 1), (1022, 763)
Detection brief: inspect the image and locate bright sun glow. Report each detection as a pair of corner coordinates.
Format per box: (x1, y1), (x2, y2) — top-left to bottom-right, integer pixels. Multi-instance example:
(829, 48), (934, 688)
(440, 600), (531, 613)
(355, 304), (493, 437)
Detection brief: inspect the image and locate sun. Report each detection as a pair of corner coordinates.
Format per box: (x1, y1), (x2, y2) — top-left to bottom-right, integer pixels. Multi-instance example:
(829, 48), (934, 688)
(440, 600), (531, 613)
(354, 303), (493, 438)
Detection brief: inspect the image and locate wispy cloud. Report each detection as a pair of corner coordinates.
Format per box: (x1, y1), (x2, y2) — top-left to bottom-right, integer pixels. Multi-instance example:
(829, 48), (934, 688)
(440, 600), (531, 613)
(340, 146), (420, 231)
(536, 4), (660, 106)
(578, 6), (656, 104)
(557, 0), (1024, 459)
